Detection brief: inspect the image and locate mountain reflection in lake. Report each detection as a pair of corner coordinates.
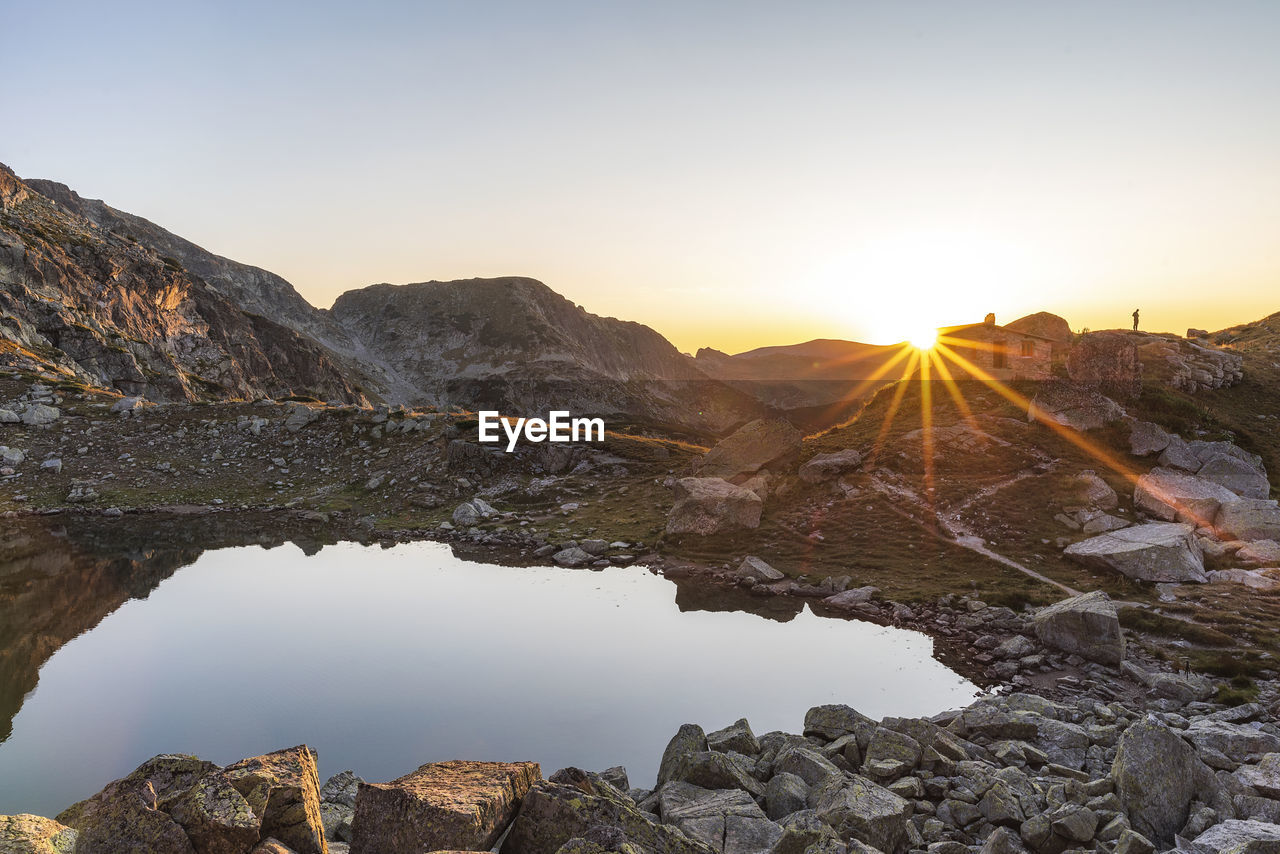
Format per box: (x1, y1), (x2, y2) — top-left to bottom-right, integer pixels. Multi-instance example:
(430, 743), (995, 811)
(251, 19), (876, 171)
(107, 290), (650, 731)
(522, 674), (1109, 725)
(0, 519), (979, 815)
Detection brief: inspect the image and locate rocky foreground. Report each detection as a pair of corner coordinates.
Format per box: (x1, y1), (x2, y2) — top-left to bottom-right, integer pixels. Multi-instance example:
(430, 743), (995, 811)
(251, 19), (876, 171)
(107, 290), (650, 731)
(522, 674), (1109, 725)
(5, 649), (1280, 854)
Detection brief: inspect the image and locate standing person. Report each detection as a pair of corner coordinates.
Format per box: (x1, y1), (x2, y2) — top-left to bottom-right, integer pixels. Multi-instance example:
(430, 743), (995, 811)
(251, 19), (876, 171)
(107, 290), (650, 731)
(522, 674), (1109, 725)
(1132, 308), (1140, 331)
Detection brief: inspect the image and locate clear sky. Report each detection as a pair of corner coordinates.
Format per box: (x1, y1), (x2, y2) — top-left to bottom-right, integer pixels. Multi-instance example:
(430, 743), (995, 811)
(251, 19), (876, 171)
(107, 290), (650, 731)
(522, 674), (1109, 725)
(7, 1), (1280, 353)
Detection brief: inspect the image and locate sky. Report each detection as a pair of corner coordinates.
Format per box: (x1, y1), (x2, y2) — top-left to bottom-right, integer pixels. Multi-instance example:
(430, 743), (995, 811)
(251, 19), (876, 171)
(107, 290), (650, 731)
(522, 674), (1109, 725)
(7, 1), (1280, 353)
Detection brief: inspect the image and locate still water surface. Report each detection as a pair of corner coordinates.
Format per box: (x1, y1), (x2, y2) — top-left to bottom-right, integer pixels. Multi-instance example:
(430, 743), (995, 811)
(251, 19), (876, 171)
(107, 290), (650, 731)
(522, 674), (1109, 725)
(0, 539), (979, 814)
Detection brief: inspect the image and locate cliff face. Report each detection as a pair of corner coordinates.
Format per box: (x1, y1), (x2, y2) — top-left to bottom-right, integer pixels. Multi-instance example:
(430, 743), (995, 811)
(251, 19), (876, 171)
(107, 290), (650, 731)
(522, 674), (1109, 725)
(331, 277), (767, 432)
(0, 164), (366, 403)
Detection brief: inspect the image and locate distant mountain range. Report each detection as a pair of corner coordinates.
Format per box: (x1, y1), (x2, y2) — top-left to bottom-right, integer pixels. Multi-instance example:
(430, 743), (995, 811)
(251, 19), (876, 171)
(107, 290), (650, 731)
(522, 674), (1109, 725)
(3, 162), (1269, 436)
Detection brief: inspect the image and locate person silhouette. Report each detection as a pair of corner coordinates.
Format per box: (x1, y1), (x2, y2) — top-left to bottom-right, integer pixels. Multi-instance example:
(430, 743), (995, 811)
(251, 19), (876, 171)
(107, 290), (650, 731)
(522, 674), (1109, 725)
(1132, 308), (1140, 331)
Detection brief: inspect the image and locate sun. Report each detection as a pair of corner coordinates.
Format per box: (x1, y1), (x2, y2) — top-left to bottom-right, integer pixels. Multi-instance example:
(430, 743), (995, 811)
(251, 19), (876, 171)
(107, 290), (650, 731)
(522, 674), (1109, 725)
(908, 327), (938, 350)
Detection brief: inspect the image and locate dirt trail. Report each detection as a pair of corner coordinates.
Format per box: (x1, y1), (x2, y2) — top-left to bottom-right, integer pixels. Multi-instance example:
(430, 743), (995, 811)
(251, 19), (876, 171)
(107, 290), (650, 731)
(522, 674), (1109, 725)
(870, 470), (1080, 598)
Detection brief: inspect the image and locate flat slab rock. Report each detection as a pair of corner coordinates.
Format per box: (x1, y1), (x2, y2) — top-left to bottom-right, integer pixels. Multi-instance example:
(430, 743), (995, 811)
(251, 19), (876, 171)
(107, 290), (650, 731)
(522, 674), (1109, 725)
(1064, 522), (1205, 583)
(350, 760), (540, 854)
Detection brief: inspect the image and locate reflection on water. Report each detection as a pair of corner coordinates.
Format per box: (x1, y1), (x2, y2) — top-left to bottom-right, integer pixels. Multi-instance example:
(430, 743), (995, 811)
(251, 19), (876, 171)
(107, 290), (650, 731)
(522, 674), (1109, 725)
(0, 518), (979, 816)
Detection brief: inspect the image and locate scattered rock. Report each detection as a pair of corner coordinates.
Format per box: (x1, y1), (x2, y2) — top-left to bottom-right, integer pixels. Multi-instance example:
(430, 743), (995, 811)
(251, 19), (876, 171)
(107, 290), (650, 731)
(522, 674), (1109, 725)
(736, 556), (784, 582)
(798, 449), (864, 484)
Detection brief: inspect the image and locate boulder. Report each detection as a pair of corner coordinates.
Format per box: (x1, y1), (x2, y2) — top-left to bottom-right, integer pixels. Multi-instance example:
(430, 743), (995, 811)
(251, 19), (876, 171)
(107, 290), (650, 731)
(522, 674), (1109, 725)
(20, 404), (59, 426)
(736, 556), (784, 582)
(0, 447), (23, 466)
(1197, 454), (1270, 500)
(798, 449), (864, 484)
(552, 548), (593, 568)
(1028, 383), (1125, 431)
(773, 747), (840, 787)
(810, 774), (912, 854)
(1032, 591), (1125, 664)
(1128, 421), (1171, 457)
(1134, 469), (1238, 525)
(696, 419), (803, 479)
(1236, 541), (1280, 566)
(1064, 522), (1205, 583)
(822, 587), (879, 609)
(1160, 435), (1204, 472)
(0, 409), (19, 424)
(218, 746), (327, 854)
(1234, 754), (1280, 798)
(165, 775), (261, 854)
(1112, 717), (1217, 845)
(0, 814), (78, 853)
(350, 760), (539, 854)
(55, 778), (196, 854)
(1207, 568), (1280, 590)
(803, 705), (877, 744)
(663, 752), (763, 799)
(862, 727), (922, 780)
(320, 772), (361, 809)
(110, 396), (145, 413)
(501, 768), (712, 854)
(657, 725), (708, 788)
(665, 478), (762, 536)
(452, 503), (482, 526)
(706, 719), (760, 756)
(283, 403), (319, 432)
(1216, 500), (1280, 542)
(1184, 721), (1280, 766)
(1189, 440), (1266, 472)
(763, 774), (808, 821)
(1190, 820), (1280, 854)
(657, 782), (780, 854)
(1073, 471), (1119, 510)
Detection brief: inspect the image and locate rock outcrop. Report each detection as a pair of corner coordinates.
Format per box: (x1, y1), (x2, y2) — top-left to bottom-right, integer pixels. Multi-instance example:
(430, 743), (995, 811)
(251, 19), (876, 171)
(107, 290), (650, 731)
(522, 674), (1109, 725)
(0, 165), (365, 404)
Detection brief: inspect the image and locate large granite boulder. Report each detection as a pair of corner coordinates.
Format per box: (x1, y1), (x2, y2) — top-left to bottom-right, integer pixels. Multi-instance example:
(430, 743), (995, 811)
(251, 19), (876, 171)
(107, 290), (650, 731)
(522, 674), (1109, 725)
(696, 419), (803, 480)
(165, 776), (261, 854)
(1064, 522), (1205, 582)
(1216, 500), (1280, 542)
(663, 752), (763, 799)
(1033, 591), (1125, 664)
(350, 760), (539, 854)
(665, 478), (762, 535)
(55, 778), (196, 854)
(798, 449), (863, 484)
(501, 768), (713, 854)
(1134, 468), (1239, 525)
(657, 782), (780, 854)
(1189, 440), (1266, 473)
(810, 774), (913, 854)
(1112, 717), (1216, 845)
(1234, 754), (1280, 798)
(0, 814), (78, 853)
(1028, 382), (1125, 431)
(218, 746), (328, 854)
(1190, 820), (1280, 854)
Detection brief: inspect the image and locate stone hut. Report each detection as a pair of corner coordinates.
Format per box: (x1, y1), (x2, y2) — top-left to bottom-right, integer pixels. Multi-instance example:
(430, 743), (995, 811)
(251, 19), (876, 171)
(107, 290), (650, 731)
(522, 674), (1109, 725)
(939, 314), (1054, 380)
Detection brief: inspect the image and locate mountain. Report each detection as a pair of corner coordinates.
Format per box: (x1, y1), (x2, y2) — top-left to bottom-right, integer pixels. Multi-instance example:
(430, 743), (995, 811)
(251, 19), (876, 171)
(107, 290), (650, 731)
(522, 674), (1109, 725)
(694, 338), (911, 410)
(330, 277), (768, 433)
(0, 164), (365, 403)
